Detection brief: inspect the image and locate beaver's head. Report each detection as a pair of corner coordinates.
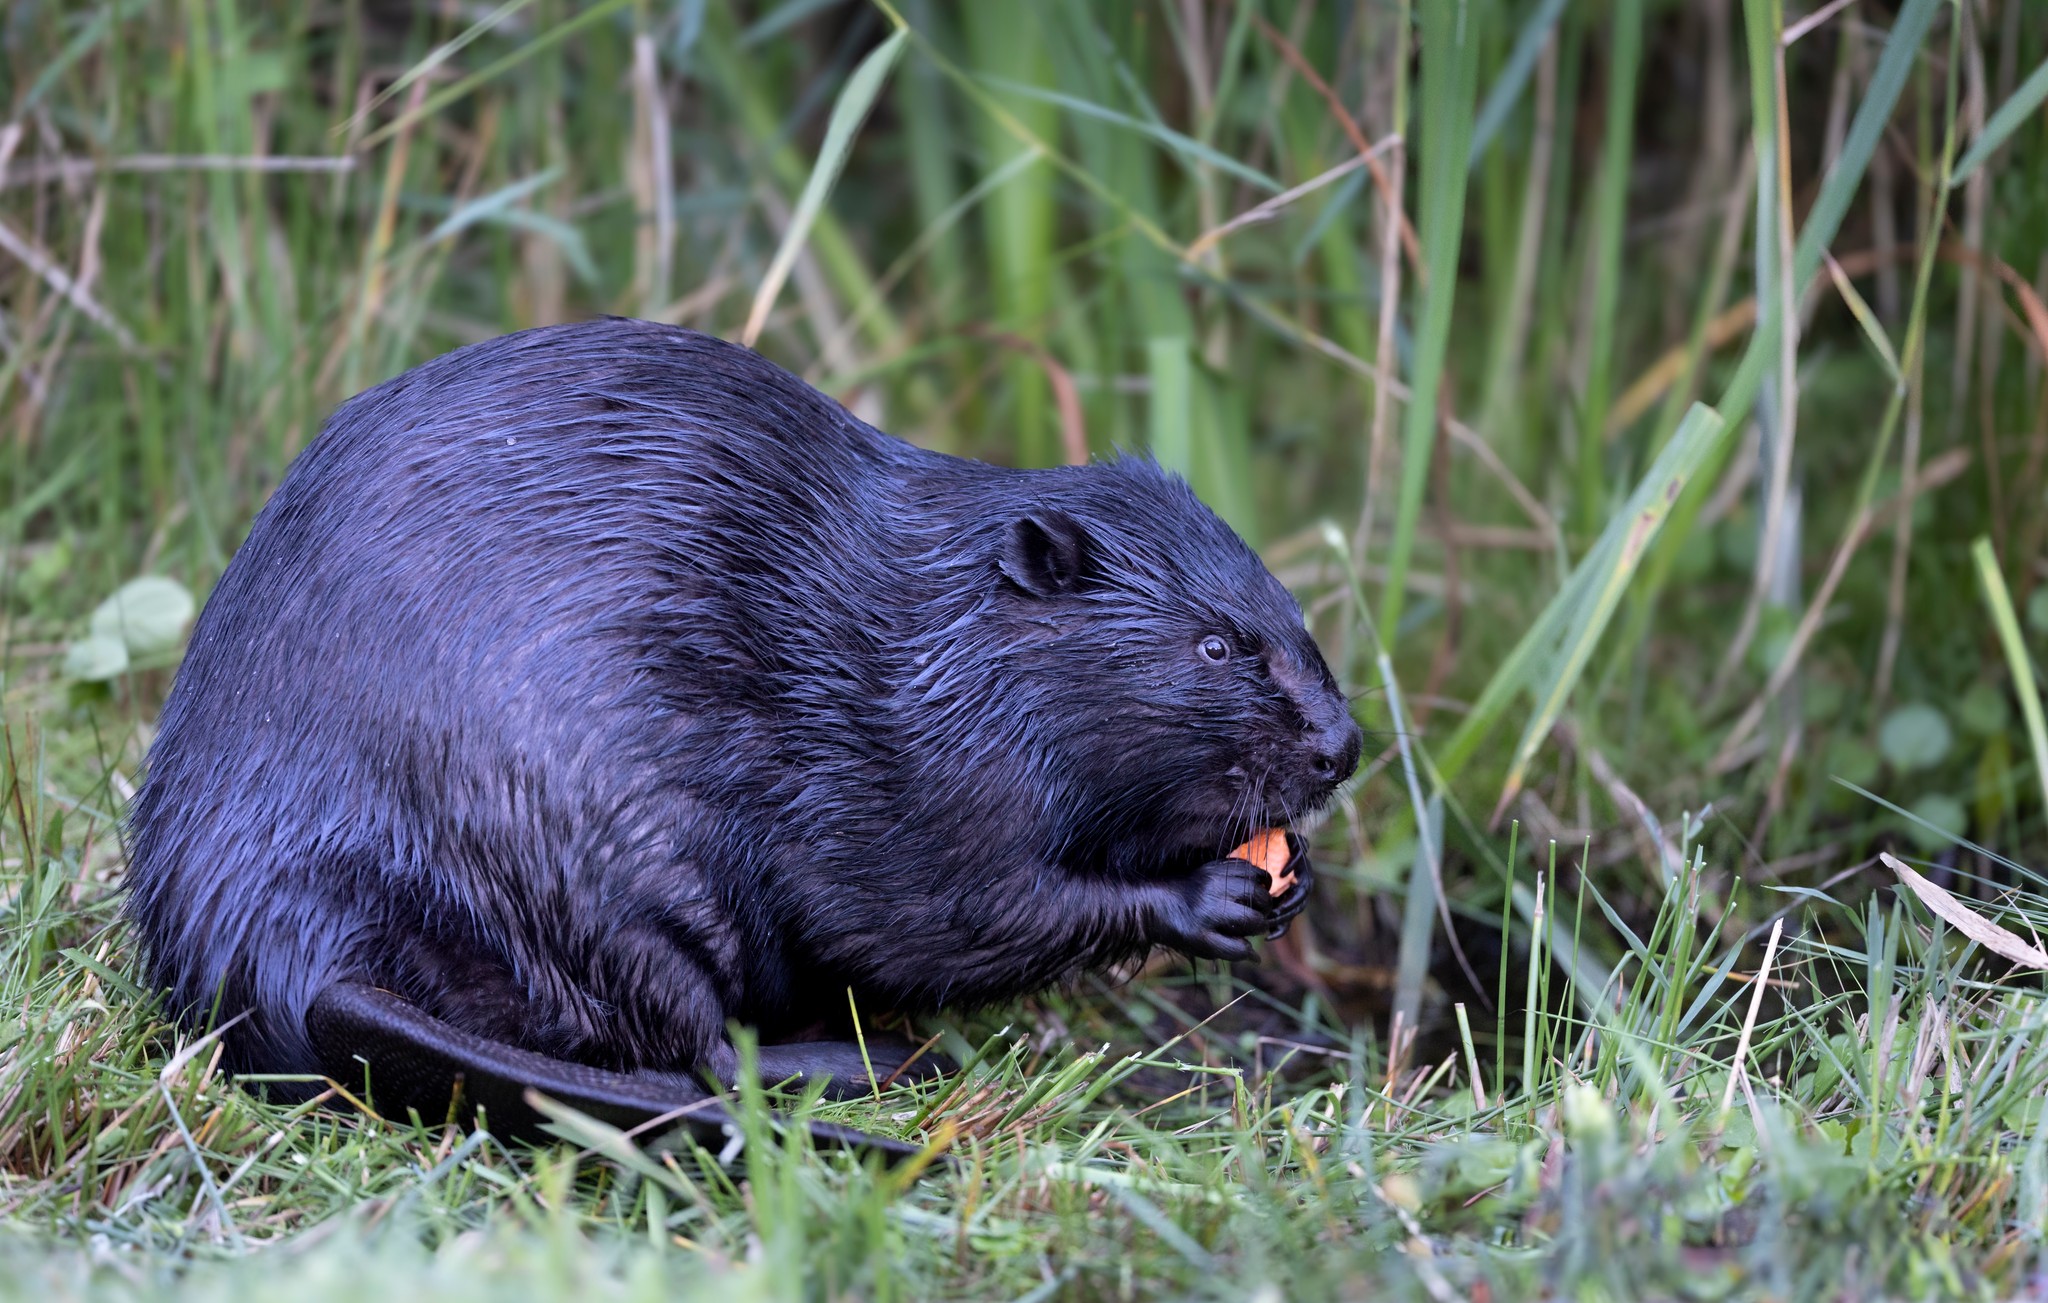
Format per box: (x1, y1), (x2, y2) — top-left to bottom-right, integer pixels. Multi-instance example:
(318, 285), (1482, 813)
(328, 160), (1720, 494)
(972, 457), (1361, 876)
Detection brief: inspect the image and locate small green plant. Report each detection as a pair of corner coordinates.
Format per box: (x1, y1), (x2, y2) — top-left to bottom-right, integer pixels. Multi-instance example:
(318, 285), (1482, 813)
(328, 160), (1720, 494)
(62, 578), (195, 683)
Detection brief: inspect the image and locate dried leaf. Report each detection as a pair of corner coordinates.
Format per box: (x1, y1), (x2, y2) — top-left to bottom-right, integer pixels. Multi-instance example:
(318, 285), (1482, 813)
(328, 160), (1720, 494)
(1886, 853), (2048, 969)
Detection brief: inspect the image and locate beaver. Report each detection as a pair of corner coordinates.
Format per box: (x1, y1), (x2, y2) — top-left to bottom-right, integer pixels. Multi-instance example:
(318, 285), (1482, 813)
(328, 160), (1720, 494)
(125, 319), (1361, 1157)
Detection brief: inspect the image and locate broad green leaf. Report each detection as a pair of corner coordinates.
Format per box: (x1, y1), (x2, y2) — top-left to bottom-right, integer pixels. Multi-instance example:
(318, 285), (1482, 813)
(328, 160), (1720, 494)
(1879, 704), (1952, 772)
(1959, 680), (2011, 737)
(1901, 795), (1967, 853)
(88, 577), (195, 656)
(63, 635), (130, 682)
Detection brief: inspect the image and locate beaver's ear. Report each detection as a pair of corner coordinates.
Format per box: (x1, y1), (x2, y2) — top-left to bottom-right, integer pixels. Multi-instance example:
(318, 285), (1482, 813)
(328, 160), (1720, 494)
(1000, 511), (1091, 598)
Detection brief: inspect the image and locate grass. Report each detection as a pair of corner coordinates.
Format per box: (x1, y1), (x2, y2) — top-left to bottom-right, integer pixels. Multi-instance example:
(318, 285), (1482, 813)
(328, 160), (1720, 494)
(7, 0), (2048, 1297)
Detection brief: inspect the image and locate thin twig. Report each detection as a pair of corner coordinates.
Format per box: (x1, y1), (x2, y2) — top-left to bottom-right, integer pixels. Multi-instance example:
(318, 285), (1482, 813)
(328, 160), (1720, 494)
(1783, 0), (1859, 47)
(0, 153), (356, 190)
(0, 216), (139, 350)
(1185, 139), (1400, 261)
(1250, 11), (1422, 277)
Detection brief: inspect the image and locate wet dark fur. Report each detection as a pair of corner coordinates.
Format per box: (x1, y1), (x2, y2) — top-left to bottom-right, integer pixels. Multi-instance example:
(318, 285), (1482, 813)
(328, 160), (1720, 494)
(126, 319), (1361, 1090)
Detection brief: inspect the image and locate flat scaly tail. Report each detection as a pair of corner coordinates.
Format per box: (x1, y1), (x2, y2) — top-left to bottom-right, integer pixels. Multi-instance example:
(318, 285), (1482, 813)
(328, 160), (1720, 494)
(305, 981), (926, 1162)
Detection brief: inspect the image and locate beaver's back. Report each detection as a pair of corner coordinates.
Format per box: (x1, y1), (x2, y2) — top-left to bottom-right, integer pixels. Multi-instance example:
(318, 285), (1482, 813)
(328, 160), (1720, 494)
(126, 321), (904, 1072)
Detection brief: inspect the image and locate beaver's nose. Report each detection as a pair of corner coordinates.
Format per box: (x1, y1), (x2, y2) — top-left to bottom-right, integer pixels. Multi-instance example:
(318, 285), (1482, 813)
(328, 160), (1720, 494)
(1307, 717), (1363, 782)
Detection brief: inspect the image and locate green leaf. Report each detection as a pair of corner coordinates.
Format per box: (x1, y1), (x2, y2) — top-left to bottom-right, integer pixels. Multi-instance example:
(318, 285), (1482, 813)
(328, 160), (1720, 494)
(63, 636), (130, 682)
(20, 536), (73, 600)
(1951, 56), (2048, 188)
(1901, 794), (1966, 853)
(1959, 680), (2011, 737)
(2004, 1096), (2048, 1136)
(88, 577), (195, 656)
(1822, 737), (1880, 811)
(1879, 703), (1953, 773)
(742, 29), (908, 345)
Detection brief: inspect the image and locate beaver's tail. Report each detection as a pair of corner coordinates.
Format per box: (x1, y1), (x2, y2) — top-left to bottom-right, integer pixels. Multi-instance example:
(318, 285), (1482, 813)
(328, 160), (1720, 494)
(307, 981), (932, 1162)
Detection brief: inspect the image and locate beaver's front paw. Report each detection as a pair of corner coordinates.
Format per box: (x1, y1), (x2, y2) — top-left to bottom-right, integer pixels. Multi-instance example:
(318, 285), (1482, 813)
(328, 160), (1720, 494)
(1263, 840), (1315, 939)
(1151, 856), (1289, 963)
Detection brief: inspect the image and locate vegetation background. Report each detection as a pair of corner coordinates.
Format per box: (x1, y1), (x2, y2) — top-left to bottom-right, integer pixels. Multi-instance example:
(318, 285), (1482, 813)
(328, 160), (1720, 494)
(6, 0), (2048, 1297)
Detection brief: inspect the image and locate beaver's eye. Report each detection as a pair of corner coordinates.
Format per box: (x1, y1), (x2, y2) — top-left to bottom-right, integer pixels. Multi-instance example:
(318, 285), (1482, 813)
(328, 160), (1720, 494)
(1198, 635), (1230, 663)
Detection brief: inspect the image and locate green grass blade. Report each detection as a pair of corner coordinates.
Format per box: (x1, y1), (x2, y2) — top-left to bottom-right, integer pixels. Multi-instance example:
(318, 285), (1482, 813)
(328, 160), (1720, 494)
(741, 29), (908, 347)
(1379, 0), (1484, 642)
(338, 0), (541, 138)
(417, 167), (565, 248)
(1689, 0), (1943, 447)
(1972, 537), (2048, 822)
(1147, 338), (1193, 478)
(359, 0), (638, 149)
(740, 0), (846, 49)
(1468, 0), (1569, 169)
(821, 148), (1043, 371)
(1433, 401), (1723, 801)
(979, 78), (1284, 195)
(1623, 0), (1942, 660)
(1787, 0), (1942, 305)
(1822, 251), (1904, 387)
(20, 0), (148, 112)
(1393, 791), (1444, 1062)
(1951, 55), (2048, 188)
(1495, 403), (1723, 814)
(960, 3), (1060, 467)
(1573, 0), (1645, 533)
(894, 0), (971, 303)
